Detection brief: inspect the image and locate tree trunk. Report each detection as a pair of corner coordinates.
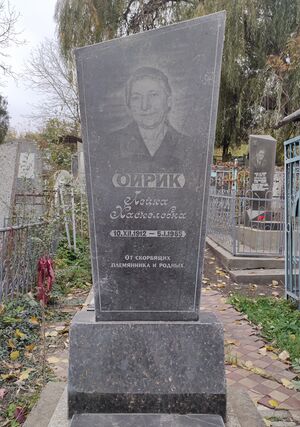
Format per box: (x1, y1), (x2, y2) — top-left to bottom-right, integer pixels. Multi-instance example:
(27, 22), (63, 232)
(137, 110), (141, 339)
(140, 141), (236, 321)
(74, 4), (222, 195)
(222, 140), (230, 162)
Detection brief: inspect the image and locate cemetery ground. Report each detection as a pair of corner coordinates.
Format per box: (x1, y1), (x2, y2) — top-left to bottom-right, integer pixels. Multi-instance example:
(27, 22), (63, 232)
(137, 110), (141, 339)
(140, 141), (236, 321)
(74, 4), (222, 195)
(0, 237), (92, 427)
(0, 243), (299, 426)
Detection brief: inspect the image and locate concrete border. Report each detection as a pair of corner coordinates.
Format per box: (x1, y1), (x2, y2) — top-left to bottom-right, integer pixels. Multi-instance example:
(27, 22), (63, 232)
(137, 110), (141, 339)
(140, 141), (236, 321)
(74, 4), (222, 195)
(206, 237), (284, 270)
(23, 382), (65, 427)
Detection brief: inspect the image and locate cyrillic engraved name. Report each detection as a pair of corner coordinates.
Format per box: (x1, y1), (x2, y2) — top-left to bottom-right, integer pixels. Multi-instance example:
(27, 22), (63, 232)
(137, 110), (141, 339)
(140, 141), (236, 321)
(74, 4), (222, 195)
(112, 173), (185, 188)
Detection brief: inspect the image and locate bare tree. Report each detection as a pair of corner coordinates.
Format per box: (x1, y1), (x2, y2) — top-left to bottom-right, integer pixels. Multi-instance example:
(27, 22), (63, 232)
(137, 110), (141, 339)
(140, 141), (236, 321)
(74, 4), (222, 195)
(0, 0), (20, 78)
(24, 39), (80, 130)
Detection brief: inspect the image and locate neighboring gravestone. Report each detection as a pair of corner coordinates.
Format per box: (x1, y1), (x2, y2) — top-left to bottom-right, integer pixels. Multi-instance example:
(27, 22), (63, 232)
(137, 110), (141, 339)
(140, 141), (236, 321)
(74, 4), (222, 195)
(0, 141), (19, 227)
(14, 141), (44, 221)
(247, 135), (277, 222)
(249, 135), (277, 198)
(69, 11), (226, 421)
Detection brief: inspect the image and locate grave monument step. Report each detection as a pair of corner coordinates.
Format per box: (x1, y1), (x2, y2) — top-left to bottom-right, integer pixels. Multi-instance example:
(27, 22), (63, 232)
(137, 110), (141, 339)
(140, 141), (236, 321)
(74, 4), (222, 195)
(70, 413), (225, 426)
(229, 268), (285, 284)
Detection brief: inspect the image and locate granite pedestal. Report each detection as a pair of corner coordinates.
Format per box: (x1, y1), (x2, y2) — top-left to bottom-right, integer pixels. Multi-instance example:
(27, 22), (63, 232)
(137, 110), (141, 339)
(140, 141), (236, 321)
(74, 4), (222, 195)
(68, 310), (226, 419)
(70, 413), (225, 426)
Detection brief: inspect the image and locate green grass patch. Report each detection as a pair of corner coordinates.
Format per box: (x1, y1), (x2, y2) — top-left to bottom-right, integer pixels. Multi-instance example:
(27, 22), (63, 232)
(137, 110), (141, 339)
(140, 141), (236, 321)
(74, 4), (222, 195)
(229, 295), (300, 363)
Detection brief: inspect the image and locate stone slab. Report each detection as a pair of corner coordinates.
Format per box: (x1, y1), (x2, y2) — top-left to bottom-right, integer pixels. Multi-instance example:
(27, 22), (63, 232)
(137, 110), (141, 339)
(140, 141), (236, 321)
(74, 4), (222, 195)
(228, 388), (265, 427)
(21, 383), (266, 427)
(48, 386), (69, 427)
(75, 12), (225, 321)
(68, 310), (226, 419)
(70, 413), (225, 426)
(229, 268), (285, 285)
(23, 382), (65, 427)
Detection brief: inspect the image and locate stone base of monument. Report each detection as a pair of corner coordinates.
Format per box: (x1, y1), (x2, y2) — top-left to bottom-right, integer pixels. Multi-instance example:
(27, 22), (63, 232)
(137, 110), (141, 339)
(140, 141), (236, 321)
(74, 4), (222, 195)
(70, 413), (225, 426)
(68, 310), (226, 420)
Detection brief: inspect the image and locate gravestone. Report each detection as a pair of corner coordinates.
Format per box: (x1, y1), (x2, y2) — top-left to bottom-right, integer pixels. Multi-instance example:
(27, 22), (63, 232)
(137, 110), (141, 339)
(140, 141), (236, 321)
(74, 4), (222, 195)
(0, 141), (19, 227)
(69, 11), (226, 423)
(14, 140), (44, 221)
(247, 135), (277, 223)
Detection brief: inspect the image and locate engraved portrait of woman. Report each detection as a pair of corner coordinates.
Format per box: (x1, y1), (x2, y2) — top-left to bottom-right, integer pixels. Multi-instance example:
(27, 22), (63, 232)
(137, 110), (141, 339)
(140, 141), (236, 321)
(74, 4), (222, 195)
(106, 67), (195, 169)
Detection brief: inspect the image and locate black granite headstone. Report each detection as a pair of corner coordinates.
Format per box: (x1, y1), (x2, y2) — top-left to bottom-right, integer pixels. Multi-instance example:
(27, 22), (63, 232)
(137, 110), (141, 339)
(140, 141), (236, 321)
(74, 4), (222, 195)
(69, 13), (226, 419)
(75, 12), (225, 321)
(248, 135), (277, 220)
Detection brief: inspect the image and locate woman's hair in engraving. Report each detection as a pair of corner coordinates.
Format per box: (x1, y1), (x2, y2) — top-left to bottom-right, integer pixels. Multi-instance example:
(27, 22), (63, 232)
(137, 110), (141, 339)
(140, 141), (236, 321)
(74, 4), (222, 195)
(126, 67), (172, 107)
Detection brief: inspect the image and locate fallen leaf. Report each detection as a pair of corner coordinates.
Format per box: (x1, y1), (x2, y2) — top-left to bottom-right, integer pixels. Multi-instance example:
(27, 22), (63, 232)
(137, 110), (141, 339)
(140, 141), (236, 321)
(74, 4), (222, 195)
(25, 343), (35, 352)
(279, 350), (290, 361)
(258, 347), (267, 356)
(19, 368), (34, 382)
(29, 316), (39, 325)
(45, 330), (58, 337)
(281, 378), (294, 389)
(10, 351), (20, 361)
(225, 339), (240, 347)
(252, 367), (268, 377)
(264, 419), (271, 427)
(272, 280), (278, 287)
(0, 388), (7, 400)
(1, 373), (16, 380)
(15, 329), (26, 339)
(14, 407), (26, 424)
(265, 345), (276, 352)
(7, 339), (16, 349)
(244, 360), (253, 369)
(216, 270), (226, 276)
(47, 356), (60, 364)
(268, 399), (279, 408)
(272, 291), (279, 298)
(0, 304), (5, 315)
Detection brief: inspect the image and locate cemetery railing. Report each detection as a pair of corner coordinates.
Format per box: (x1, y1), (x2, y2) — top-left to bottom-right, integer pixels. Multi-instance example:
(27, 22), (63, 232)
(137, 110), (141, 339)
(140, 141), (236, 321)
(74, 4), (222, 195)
(284, 135), (300, 308)
(0, 221), (48, 302)
(207, 192), (285, 257)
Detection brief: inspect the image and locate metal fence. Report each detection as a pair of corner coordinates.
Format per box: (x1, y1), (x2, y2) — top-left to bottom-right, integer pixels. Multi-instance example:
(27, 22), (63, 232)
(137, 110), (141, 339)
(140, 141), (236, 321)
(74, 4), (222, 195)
(207, 191), (285, 257)
(0, 222), (49, 302)
(285, 136), (300, 308)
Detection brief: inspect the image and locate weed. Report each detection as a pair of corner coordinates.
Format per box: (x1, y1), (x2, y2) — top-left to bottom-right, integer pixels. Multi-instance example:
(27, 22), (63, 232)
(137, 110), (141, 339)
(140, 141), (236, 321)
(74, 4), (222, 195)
(229, 295), (300, 363)
(53, 236), (92, 296)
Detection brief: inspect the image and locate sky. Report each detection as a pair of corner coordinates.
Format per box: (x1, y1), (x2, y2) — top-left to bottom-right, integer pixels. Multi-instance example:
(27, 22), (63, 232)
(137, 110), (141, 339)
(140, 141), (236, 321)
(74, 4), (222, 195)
(2, 0), (57, 132)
